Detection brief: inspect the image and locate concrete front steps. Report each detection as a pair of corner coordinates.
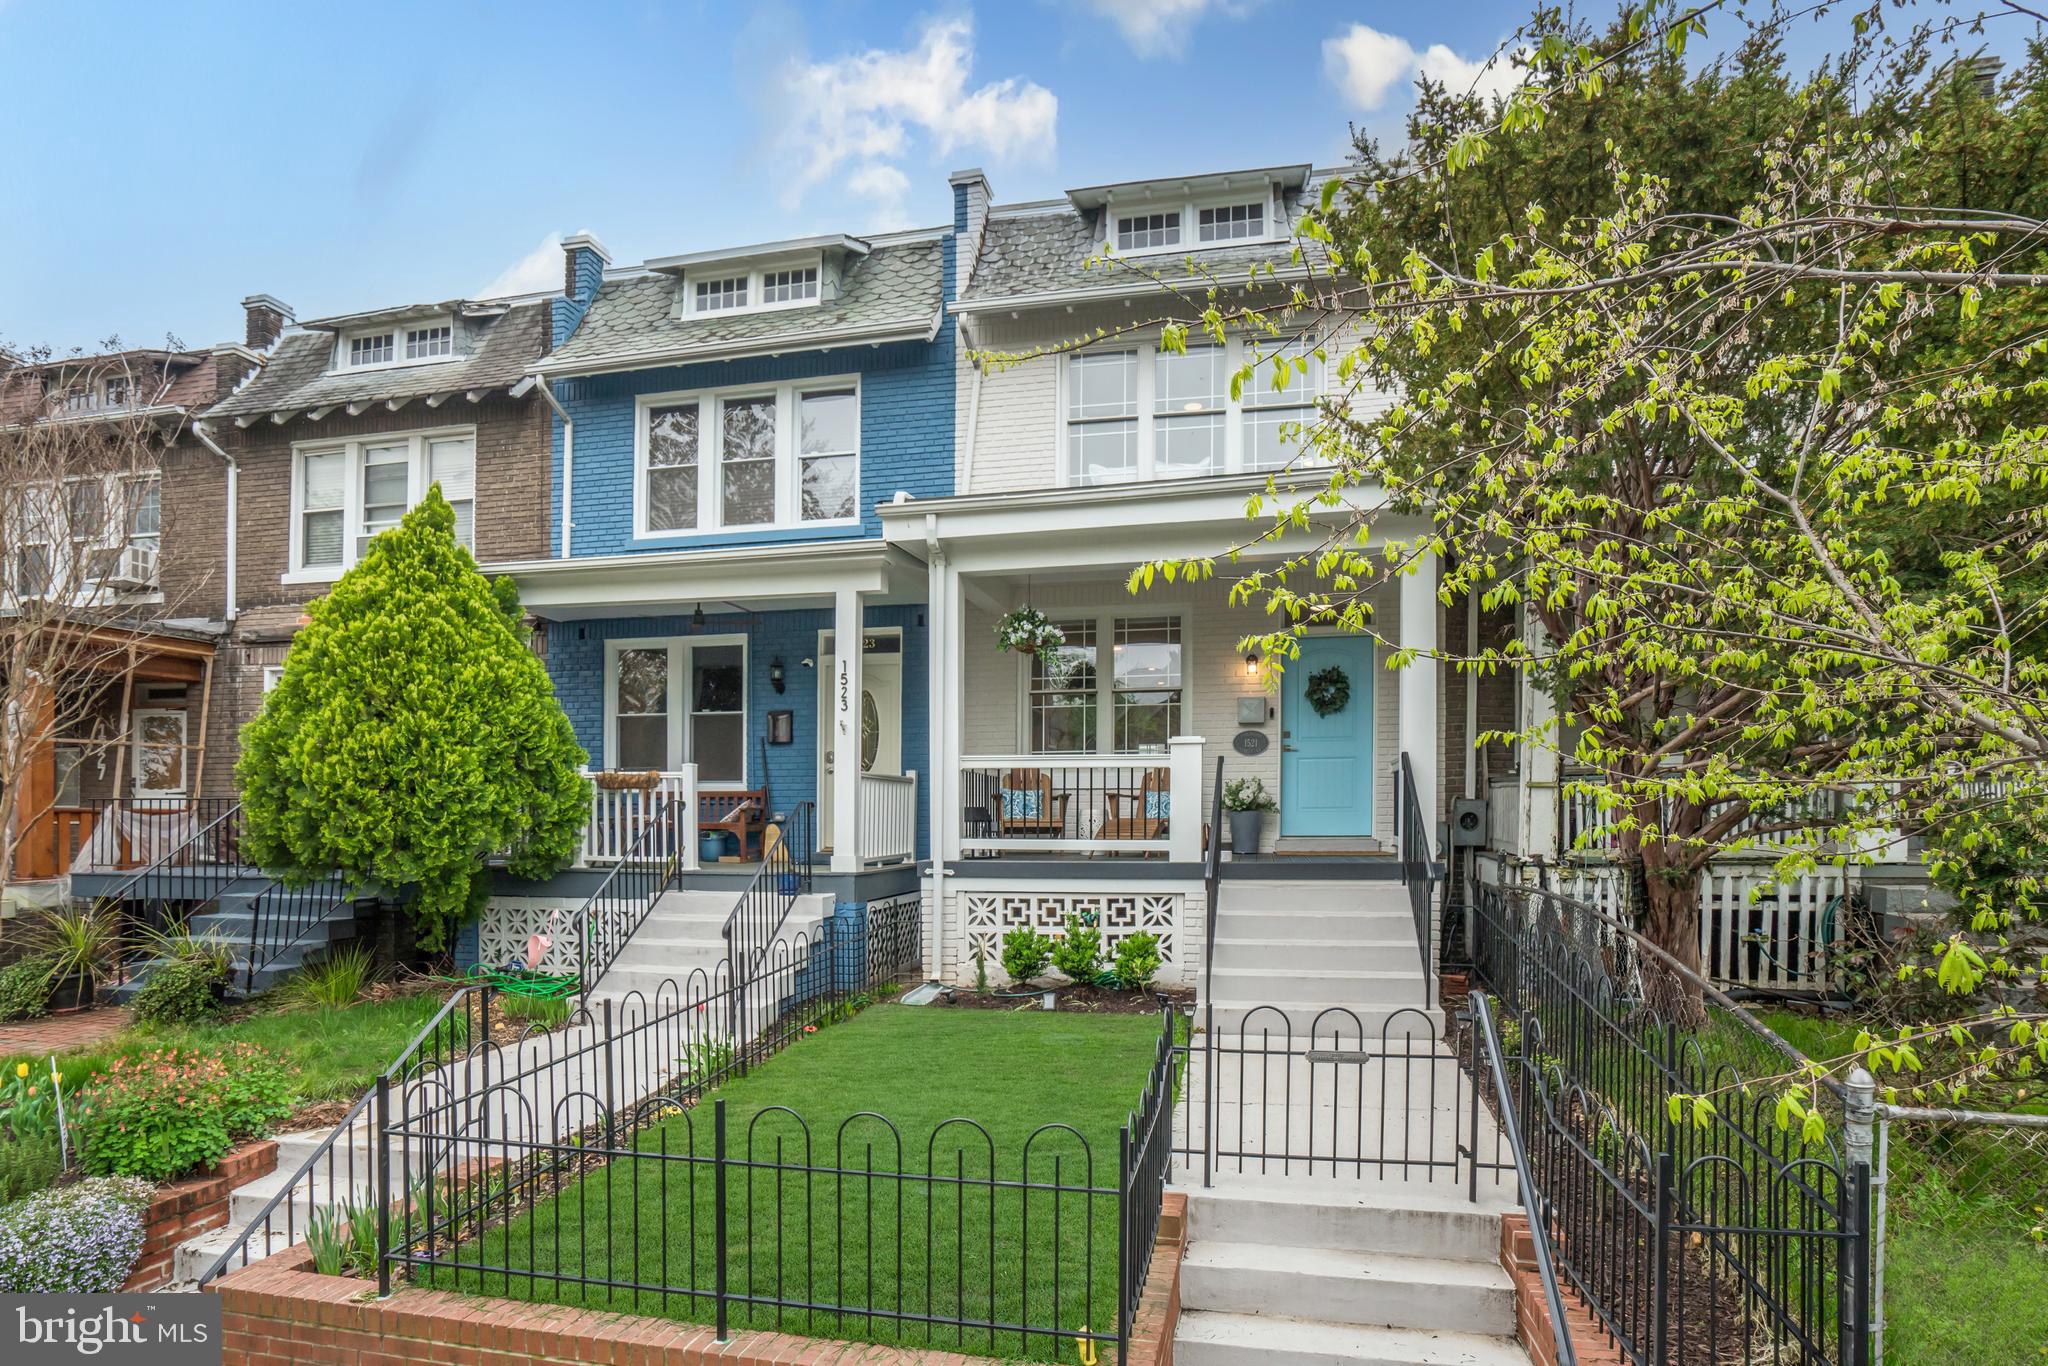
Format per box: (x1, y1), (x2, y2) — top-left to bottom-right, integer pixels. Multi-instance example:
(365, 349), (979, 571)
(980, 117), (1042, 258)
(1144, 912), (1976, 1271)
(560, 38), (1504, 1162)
(108, 879), (361, 1003)
(172, 1128), (373, 1286)
(1174, 1175), (1524, 1366)
(590, 889), (833, 1004)
(1204, 881), (1435, 1035)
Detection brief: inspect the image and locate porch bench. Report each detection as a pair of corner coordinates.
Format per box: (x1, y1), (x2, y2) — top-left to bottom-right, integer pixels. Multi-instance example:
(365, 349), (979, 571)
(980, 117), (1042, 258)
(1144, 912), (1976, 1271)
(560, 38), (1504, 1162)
(699, 789), (768, 861)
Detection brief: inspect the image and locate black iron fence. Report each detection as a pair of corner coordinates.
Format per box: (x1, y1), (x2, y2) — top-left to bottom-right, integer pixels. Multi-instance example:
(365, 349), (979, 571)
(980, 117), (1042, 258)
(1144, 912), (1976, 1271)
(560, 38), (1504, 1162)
(1469, 880), (1873, 1365)
(576, 795), (685, 997)
(1396, 752), (1442, 1005)
(721, 800), (814, 986)
(367, 904), (1185, 1363)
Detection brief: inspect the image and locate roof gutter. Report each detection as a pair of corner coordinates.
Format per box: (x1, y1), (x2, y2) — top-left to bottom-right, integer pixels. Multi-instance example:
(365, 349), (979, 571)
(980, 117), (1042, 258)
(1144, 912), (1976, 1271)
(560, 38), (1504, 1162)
(529, 374), (574, 559)
(951, 264), (1317, 316)
(190, 419), (237, 623)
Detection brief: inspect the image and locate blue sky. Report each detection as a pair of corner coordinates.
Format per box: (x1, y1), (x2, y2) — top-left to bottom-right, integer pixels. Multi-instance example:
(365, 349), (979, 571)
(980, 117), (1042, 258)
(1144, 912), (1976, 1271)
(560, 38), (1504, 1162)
(1, 1), (2035, 353)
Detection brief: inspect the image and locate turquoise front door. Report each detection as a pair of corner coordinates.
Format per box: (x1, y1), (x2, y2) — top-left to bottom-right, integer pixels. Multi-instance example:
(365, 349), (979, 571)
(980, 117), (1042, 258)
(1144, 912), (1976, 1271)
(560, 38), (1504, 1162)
(1280, 636), (1375, 837)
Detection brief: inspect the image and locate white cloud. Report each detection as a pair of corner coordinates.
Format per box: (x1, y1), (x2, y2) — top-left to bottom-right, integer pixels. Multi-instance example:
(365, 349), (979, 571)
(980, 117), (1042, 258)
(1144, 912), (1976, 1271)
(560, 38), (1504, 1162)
(847, 163), (913, 230)
(1322, 23), (1523, 112)
(480, 233), (563, 299)
(1076, 0), (1241, 60)
(773, 18), (1057, 219)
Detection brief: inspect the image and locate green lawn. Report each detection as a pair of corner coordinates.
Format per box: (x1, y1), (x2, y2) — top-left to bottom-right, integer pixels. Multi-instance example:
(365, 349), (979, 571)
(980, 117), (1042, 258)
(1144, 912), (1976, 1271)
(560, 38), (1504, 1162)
(4, 988), (453, 1109)
(419, 1004), (1171, 1363)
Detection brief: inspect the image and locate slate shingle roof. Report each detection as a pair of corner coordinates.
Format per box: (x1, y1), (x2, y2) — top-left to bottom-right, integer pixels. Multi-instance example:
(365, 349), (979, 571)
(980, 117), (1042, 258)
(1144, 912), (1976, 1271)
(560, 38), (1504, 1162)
(206, 300), (550, 419)
(961, 183), (1329, 304)
(545, 238), (944, 372)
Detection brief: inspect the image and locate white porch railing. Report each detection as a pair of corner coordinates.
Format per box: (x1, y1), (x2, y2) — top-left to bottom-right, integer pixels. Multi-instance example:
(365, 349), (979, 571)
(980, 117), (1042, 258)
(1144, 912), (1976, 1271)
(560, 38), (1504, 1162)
(580, 767), (698, 869)
(956, 737), (1205, 861)
(857, 770), (918, 866)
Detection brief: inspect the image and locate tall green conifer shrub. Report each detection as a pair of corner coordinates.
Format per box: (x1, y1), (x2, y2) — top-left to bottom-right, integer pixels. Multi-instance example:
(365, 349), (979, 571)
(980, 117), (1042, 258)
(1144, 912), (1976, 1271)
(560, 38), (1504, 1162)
(237, 489), (592, 950)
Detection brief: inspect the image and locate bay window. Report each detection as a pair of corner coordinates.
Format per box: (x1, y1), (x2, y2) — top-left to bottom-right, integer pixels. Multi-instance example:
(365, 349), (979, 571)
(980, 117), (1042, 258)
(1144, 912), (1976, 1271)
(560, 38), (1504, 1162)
(634, 378), (861, 536)
(605, 636), (749, 785)
(290, 429), (476, 576)
(1062, 337), (1324, 485)
(1027, 613), (1184, 754)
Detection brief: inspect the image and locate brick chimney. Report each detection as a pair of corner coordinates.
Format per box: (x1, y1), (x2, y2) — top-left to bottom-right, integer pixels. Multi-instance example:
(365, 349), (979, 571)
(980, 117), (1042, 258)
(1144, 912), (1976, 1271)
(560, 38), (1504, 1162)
(241, 294), (294, 351)
(554, 233), (610, 346)
(949, 169), (992, 298)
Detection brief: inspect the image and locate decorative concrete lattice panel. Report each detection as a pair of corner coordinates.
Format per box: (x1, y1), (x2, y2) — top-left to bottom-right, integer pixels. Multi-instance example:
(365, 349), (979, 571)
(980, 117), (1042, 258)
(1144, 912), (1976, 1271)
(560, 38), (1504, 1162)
(962, 891), (1179, 978)
(476, 901), (610, 975)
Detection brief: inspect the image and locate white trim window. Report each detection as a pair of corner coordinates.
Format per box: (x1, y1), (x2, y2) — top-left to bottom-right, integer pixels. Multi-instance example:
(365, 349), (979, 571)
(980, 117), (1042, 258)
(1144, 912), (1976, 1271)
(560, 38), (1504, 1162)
(130, 708), (188, 797)
(634, 378), (861, 537)
(680, 255), (828, 318)
(337, 316), (461, 372)
(1026, 613), (1185, 754)
(1105, 188), (1282, 257)
(289, 428), (477, 577)
(1061, 337), (1324, 486)
(602, 635), (749, 785)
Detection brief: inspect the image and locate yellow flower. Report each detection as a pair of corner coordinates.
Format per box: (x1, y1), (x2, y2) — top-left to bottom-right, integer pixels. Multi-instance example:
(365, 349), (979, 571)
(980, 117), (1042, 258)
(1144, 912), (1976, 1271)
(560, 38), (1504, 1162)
(14, 1062), (26, 1079)
(50, 1071), (62, 1086)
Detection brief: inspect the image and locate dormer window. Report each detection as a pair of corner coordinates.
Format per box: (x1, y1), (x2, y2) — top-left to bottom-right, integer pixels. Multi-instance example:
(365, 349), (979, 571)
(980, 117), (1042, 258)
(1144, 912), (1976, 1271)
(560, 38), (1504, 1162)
(762, 267), (818, 304)
(1198, 202), (1264, 242)
(694, 277), (749, 312)
(1117, 212), (1181, 252)
(339, 315), (459, 371)
(405, 325), (452, 360)
(348, 333), (395, 367)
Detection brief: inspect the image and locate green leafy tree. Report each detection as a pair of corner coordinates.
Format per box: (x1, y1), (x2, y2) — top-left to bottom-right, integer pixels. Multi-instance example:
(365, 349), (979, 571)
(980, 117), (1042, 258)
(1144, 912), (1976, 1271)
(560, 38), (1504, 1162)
(237, 489), (592, 951)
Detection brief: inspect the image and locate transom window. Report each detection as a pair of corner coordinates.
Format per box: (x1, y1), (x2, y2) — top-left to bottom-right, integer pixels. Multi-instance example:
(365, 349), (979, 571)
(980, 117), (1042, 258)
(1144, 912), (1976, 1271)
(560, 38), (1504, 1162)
(636, 378), (860, 536)
(1116, 212), (1181, 252)
(605, 636), (749, 785)
(762, 267), (819, 304)
(1028, 614), (1185, 754)
(694, 276), (748, 312)
(1198, 202), (1264, 242)
(1063, 337), (1324, 486)
(291, 429), (476, 575)
(405, 325), (452, 359)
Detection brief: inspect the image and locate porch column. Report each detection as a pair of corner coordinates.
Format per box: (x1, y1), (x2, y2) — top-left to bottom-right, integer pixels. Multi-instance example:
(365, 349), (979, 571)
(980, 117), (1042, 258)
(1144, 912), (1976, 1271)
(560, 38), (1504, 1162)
(1517, 598), (1560, 864)
(831, 587), (866, 874)
(1167, 736), (1205, 864)
(1396, 552), (1441, 848)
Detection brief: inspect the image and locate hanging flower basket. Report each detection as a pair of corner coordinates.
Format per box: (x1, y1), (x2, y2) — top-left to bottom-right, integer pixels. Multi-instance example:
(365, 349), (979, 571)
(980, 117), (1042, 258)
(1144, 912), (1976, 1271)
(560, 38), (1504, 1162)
(593, 769), (662, 791)
(995, 607), (1066, 665)
(1305, 665), (1351, 717)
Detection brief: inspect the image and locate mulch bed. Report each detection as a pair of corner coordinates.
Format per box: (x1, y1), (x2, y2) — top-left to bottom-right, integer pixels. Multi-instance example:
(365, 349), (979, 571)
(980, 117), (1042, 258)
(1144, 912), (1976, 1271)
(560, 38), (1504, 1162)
(936, 984), (1193, 1015)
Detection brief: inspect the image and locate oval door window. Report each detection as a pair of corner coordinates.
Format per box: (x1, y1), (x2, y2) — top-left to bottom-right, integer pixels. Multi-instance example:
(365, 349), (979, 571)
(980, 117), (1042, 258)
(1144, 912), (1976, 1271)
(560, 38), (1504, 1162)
(861, 690), (880, 771)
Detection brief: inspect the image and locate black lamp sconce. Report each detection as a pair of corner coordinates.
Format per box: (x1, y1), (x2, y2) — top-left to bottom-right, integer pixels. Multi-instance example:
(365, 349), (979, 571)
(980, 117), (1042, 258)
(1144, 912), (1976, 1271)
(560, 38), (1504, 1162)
(769, 658), (786, 693)
(1244, 651), (1261, 676)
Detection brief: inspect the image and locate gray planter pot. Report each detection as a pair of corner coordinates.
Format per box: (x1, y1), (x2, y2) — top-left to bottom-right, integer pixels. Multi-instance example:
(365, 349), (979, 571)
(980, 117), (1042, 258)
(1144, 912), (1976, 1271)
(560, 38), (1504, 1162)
(1227, 809), (1266, 858)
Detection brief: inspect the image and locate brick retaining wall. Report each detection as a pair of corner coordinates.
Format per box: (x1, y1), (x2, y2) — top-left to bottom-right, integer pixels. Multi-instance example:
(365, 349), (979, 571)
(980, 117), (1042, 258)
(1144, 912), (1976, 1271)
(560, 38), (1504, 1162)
(1500, 1211), (1623, 1366)
(215, 1189), (1189, 1366)
(124, 1140), (278, 1291)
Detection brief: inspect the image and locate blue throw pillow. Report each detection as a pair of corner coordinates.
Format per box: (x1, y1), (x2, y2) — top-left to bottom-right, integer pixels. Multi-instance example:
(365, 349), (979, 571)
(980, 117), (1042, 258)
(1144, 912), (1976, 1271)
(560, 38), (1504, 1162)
(999, 787), (1043, 820)
(1144, 791), (1170, 821)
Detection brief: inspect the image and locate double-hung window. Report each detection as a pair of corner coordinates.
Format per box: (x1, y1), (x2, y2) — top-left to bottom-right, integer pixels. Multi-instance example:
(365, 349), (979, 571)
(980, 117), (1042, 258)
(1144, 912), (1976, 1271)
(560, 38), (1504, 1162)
(405, 325), (452, 360)
(291, 429), (477, 575)
(1116, 211), (1181, 251)
(635, 378), (860, 536)
(1062, 336), (1325, 485)
(348, 333), (394, 367)
(680, 258), (826, 317)
(694, 276), (748, 312)
(762, 267), (819, 304)
(1109, 192), (1276, 255)
(1066, 352), (1139, 486)
(1026, 613), (1185, 754)
(605, 637), (749, 785)
(341, 316), (458, 370)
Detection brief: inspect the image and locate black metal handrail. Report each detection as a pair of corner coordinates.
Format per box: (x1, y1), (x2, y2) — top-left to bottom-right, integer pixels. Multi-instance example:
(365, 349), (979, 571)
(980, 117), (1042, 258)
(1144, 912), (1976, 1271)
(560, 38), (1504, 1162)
(91, 799), (244, 909)
(196, 985), (487, 1288)
(1118, 1000), (1179, 1365)
(1470, 991), (1578, 1366)
(720, 801), (814, 987)
(243, 875), (356, 991)
(1396, 753), (1443, 1002)
(1197, 754), (1223, 1188)
(576, 795), (685, 998)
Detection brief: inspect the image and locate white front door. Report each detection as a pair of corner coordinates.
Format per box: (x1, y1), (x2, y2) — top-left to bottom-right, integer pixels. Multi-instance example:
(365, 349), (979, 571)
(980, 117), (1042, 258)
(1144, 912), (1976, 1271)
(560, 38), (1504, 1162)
(818, 631), (903, 850)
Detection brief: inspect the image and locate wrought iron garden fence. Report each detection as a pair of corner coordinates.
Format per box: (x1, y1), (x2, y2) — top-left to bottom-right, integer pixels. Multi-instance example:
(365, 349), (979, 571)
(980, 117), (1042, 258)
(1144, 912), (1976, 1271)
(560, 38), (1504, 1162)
(368, 903), (1173, 1364)
(1469, 880), (1874, 1365)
